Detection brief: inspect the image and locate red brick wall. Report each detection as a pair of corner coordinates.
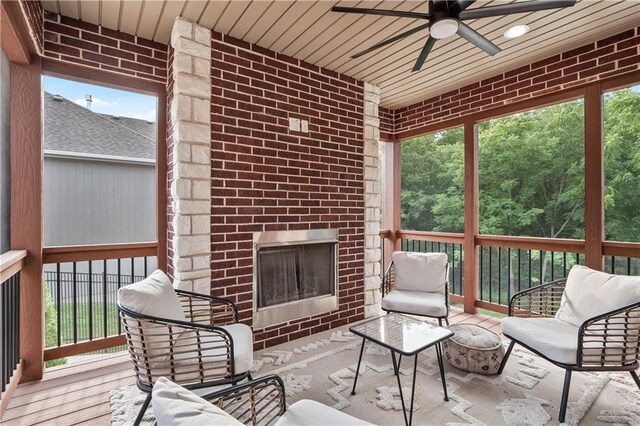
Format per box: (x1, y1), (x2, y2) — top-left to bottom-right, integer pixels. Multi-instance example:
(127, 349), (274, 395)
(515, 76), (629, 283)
(394, 27), (640, 136)
(43, 12), (167, 83)
(19, 0), (43, 54)
(209, 32), (365, 350)
(379, 106), (394, 139)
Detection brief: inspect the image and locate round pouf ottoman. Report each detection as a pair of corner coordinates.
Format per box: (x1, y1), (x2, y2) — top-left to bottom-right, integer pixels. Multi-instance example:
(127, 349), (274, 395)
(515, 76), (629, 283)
(443, 323), (505, 375)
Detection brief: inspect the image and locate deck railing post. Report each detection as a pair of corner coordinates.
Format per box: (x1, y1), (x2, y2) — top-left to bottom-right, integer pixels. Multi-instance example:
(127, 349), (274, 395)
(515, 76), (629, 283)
(463, 121), (479, 314)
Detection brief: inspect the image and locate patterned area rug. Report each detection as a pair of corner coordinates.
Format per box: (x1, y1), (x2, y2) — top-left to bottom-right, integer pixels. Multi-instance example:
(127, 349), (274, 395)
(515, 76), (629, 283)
(110, 325), (640, 425)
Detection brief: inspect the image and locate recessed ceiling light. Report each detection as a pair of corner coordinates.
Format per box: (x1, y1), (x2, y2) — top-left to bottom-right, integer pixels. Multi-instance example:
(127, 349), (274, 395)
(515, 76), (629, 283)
(504, 24), (529, 39)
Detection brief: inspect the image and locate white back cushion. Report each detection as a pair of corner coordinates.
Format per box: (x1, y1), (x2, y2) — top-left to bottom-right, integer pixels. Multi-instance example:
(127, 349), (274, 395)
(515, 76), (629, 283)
(392, 251), (448, 293)
(152, 377), (243, 426)
(556, 265), (640, 327)
(117, 269), (186, 323)
(117, 270), (189, 363)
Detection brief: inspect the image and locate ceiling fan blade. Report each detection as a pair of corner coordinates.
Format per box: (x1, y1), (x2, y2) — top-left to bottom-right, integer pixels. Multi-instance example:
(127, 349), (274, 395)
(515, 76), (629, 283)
(457, 0), (475, 11)
(331, 6), (430, 20)
(457, 21), (500, 56)
(352, 23), (431, 59)
(412, 36), (437, 72)
(459, 0), (576, 20)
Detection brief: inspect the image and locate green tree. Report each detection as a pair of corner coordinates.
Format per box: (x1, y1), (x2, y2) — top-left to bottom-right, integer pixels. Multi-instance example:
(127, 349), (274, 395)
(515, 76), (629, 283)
(604, 88), (640, 242)
(401, 127), (464, 232)
(477, 100), (585, 239)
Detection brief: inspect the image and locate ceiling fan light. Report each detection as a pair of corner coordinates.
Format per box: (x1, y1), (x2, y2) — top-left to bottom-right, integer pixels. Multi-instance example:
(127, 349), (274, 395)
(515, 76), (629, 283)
(431, 18), (459, 39)
(504, 24), (529, 39)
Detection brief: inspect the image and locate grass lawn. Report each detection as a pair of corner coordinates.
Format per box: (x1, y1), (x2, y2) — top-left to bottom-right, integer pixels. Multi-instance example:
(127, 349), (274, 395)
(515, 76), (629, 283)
(46, 297), (123, 367)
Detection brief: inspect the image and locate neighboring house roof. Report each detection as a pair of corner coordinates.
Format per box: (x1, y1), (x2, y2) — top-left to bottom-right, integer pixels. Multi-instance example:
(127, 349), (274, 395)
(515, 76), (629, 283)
(44, 92), (156, 160)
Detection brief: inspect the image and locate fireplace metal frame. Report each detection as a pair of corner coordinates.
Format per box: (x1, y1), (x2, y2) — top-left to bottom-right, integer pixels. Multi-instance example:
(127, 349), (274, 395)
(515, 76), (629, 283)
(252, 229), (339, 329)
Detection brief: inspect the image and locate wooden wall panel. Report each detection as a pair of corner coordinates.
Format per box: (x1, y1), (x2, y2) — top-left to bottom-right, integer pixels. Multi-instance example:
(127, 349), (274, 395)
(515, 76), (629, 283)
(10, 56), (44, 382)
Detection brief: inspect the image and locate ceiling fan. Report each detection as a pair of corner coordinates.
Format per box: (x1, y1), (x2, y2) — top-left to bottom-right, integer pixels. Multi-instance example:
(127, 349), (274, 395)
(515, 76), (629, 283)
(331, 0), (577, 72)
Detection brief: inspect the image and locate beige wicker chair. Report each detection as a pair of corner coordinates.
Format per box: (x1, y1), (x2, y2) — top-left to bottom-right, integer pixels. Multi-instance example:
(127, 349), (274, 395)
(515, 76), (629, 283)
(381, 251), (450, 326)
(498, 269), (640, 423)
(200, 374), (371, 425)
(118, 288), (253, 425)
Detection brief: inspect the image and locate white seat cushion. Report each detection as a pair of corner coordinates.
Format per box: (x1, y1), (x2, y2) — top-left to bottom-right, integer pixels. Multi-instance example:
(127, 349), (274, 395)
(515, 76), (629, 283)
(381, 289), (447, 317)
(556, 265), (640, 328)
(502, 317), (580, 365)
(152, 377), (243, 426)
(202, 323), (253, 375)
(274, 399), (373, 426)
(147, 323), (254, 383)
(393, 251), (447, 293)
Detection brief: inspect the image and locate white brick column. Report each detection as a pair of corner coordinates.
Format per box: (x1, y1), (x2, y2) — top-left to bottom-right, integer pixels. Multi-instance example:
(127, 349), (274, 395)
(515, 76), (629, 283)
(169, 18), (212, 294)
(363, 83), (382, 318)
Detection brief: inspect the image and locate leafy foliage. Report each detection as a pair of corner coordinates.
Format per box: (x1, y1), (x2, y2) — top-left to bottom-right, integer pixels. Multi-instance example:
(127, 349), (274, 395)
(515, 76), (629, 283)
(400, 88), (639, 243)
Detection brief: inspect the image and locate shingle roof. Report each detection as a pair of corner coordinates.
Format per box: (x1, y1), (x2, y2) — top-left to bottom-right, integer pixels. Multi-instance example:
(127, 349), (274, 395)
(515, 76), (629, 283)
(44, 92), (156, 160)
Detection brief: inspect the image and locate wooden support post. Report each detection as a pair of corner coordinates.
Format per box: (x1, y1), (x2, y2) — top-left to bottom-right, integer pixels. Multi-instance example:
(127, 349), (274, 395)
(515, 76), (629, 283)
(584, 85), (604, 270)
(11, 57), (44, 382)
(463, 121), (478, 314)
(157, 91), (168, 272)
(381, 141), (402, 269)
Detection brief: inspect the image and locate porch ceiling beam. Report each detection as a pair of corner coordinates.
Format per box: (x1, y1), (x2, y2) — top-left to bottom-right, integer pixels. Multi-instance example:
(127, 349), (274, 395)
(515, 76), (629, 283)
(0, 1), (32, 64)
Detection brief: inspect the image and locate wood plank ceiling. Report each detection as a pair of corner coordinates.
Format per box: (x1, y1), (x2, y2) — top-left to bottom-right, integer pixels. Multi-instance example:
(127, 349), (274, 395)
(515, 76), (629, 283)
(40, 1), (640, 109)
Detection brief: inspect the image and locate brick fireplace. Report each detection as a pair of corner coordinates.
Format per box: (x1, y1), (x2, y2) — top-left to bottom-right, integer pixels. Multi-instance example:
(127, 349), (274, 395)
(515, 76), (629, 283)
(207, 31), (373, 350)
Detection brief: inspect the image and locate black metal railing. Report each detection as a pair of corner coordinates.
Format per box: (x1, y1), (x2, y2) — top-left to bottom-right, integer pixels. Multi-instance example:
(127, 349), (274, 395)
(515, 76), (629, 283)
(43, 256), (155, 349)
(1, 271), (21, 394)
(399, 239), (464, 296)
(478, 247), (583, 305)
(604, 255), (640, 276)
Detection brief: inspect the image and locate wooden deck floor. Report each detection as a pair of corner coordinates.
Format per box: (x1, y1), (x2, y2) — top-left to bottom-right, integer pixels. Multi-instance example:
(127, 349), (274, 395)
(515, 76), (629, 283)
(2, 308), (502, 425)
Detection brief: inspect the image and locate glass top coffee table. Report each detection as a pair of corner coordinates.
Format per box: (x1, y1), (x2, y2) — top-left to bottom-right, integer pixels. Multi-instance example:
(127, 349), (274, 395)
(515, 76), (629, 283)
(349, 313), (454, 426)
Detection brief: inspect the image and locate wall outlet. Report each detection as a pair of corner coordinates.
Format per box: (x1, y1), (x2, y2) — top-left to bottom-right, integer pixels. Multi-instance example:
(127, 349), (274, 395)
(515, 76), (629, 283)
(289, 117), (301, 132)
(301, 119), (308, 133)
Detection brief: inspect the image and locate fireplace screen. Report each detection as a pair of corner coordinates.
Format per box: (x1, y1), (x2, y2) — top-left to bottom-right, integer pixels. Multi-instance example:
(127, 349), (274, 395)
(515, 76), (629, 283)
(257, 243), (335, 309)
(253, 229), (339, 328)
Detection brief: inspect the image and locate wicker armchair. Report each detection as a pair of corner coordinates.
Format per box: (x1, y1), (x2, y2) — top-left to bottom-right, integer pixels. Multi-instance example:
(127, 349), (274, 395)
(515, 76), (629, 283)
(118, 273), (253, 426)
(202, 374), (287, 425)
(150, 374), (372, 425)
(200, 374), (372, 425)
(498, 271), (640, 423)
(381, 252), (450, 326)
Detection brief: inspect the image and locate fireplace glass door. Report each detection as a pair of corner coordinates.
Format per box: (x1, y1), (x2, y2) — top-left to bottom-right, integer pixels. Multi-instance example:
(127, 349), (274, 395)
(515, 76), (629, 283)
(257, 242), (336, 309)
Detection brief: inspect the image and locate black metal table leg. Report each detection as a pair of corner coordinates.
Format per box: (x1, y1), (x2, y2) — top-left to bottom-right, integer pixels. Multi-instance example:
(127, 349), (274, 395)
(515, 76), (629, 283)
(409, 354), (418, 426)
(351, 337), (366, 395)
(391, 351), (409, 426)
(395, 353), (403, 376)
(435, 342), (449, 401)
